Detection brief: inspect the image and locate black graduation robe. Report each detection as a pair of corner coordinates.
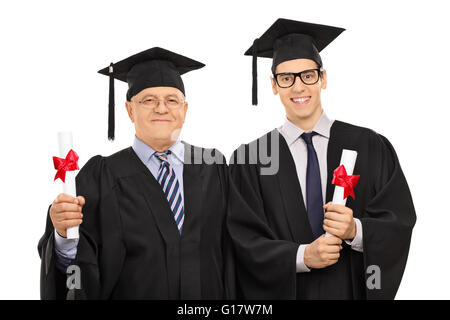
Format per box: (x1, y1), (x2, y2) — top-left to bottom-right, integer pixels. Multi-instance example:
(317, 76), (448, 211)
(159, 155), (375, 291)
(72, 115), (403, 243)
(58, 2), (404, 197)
(227, 120), (416, 299)
(38, 143), (236, 299)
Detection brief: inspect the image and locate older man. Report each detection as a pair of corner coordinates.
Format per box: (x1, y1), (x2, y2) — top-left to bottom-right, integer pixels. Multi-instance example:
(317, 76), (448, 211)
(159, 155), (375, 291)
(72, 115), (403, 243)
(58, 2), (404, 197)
(38, 47), (235, 299)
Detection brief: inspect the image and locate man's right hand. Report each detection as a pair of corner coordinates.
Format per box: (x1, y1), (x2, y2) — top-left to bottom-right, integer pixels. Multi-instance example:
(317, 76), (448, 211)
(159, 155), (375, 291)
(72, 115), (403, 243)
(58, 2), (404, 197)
(50, 193), (85, 238)
(304, 235), (343, 269)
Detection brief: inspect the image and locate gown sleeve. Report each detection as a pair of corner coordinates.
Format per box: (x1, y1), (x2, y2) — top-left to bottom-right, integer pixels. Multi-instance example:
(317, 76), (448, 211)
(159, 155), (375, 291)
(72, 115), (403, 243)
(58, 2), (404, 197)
(361, 134), (417, 299)
(38, 205), (69, 299)
(227, 149), (299, 299)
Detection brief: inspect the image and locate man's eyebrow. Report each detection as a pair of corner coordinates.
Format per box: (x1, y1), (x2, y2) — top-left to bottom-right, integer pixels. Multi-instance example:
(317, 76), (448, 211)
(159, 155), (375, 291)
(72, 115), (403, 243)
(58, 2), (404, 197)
(138, 93), (182, 100)
(140, 94), (158, 99)
(277, 68), (317, 74)
(166, 94), (183, 99)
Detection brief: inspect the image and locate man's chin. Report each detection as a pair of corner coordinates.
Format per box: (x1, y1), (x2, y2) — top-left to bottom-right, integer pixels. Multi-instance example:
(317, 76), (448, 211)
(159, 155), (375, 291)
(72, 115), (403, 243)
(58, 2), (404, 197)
(291, 109), (314, 120)
(142, 132), (173, 142)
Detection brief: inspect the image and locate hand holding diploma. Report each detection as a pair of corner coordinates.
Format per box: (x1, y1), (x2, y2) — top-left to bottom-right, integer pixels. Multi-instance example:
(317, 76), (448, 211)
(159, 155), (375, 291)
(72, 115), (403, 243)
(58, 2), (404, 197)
(50, 132), (82, 239)
(50, 193), (85, 238)
(324, 149), (360, 239)
(323, 202), (356, 240)
(304, 234), (343, 269)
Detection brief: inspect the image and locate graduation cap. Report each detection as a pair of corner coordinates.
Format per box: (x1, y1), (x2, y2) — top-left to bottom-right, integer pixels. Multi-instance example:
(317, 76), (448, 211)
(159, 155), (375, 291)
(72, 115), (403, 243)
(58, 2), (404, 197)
(245, 18), (345, 105)
(98, 47), (205, 140)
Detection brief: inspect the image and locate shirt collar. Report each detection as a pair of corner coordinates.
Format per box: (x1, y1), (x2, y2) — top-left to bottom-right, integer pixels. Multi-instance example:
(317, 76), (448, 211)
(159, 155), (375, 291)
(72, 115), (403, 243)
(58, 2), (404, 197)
(280, 111), (333, 146)
(132, 135), (185, 164)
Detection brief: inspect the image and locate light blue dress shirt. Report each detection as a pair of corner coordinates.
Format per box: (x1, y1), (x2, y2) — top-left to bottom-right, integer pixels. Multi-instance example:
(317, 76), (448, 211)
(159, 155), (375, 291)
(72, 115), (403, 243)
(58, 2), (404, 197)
(53, 136), (185, 272)
(132, 135), (185, 202)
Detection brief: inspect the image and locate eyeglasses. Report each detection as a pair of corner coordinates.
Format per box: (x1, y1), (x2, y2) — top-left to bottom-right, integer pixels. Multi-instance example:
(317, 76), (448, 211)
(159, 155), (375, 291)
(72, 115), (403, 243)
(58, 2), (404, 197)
(273, 68), (323, 88)
(131, 96), (186, 110)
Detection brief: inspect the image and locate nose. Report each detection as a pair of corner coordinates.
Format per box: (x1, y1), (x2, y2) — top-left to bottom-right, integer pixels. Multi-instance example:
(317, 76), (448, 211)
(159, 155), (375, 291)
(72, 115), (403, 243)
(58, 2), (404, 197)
(291, 75), (306, 92)
(154, 100), (169, 114)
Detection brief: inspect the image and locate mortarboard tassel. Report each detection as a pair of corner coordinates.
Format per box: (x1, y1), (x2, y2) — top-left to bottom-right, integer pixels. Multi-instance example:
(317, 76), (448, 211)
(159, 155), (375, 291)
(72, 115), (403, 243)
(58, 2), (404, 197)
(108, 63), (115, 141)
(252, 38), (259, 106)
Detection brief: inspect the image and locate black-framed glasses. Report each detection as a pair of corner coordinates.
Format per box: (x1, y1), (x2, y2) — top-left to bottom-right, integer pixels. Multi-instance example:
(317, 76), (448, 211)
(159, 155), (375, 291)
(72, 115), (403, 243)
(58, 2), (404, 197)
(273, 68), (323, 88)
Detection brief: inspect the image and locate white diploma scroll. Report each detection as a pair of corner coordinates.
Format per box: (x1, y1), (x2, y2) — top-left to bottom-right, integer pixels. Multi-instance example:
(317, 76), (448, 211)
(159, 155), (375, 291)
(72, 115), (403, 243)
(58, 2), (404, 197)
(58, 131), (79, 239)
(325, 149), (358, 237)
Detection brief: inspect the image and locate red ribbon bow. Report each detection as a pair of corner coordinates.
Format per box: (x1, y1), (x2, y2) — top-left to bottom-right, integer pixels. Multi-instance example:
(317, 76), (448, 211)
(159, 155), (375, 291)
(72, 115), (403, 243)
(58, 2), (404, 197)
(331, 164), (360, 200)
(53, 149), (79, 183)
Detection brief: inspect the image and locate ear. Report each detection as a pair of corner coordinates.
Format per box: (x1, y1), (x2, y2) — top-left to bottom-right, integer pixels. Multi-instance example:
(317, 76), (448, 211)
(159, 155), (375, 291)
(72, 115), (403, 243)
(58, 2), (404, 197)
(271, 75), (278, 95)
(125, 101), (134, 123)
(320, 69), (327, 90)
(182, 101), (188, 123)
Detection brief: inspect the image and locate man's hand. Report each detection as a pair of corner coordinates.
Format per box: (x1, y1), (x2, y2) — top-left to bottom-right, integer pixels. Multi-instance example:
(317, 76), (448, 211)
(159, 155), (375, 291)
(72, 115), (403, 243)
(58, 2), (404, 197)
(304, 235), (343, 269)
(49, 193), (85, 238)
(323, 202), (356, 240)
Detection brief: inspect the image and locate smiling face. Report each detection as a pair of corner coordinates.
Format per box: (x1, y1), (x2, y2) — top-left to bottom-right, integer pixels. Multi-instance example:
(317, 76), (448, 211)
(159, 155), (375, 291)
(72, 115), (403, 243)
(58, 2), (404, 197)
(271, 58), (327, 130)
(125, 86), (188, 148)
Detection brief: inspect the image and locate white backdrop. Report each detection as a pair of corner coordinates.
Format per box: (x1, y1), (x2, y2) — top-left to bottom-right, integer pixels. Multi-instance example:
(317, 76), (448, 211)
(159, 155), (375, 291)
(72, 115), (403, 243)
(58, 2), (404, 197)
(0, 0), (448, 299)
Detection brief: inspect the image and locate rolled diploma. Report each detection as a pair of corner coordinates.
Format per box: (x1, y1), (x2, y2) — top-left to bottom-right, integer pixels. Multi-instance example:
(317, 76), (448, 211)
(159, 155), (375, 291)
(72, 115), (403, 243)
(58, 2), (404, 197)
(58, 131), (79, 239)
(325, 149), (358, 237)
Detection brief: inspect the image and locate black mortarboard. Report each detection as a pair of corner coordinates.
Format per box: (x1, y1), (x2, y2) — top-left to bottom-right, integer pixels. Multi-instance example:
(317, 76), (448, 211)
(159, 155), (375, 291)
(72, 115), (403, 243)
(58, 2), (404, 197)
(245, 18), (345, 105)
(98, 47), (205, 140)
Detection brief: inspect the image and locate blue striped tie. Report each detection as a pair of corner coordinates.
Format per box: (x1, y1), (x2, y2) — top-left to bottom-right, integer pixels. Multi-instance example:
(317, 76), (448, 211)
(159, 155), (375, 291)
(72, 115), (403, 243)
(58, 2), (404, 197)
(154, 150), (184, 234)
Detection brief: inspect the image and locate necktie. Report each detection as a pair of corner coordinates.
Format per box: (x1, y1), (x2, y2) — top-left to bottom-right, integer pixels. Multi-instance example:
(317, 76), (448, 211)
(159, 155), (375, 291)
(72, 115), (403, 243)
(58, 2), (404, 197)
(301, 132), (324, 239)
(154, 150), (184, 234)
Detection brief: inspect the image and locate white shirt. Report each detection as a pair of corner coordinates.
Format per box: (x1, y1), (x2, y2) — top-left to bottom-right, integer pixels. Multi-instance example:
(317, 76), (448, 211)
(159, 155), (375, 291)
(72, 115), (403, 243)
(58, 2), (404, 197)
(277, 111), (363, 273)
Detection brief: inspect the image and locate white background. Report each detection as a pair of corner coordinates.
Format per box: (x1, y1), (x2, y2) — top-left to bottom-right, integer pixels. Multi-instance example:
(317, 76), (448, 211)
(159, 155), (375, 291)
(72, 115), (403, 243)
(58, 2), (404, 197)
(0, 0), (448, 299)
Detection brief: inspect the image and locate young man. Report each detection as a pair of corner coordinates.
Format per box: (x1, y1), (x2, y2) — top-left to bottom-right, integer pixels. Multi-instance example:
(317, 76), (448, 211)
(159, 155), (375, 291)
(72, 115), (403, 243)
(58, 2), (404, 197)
(228, 19), (416, 299)
(38, 47), (235, 299)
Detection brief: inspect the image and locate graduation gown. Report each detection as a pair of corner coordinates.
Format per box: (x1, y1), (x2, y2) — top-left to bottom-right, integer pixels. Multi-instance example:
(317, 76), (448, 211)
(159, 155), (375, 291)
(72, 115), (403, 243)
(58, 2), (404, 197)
(38, 143), (236, 299)
(228, 120), (416, 299)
